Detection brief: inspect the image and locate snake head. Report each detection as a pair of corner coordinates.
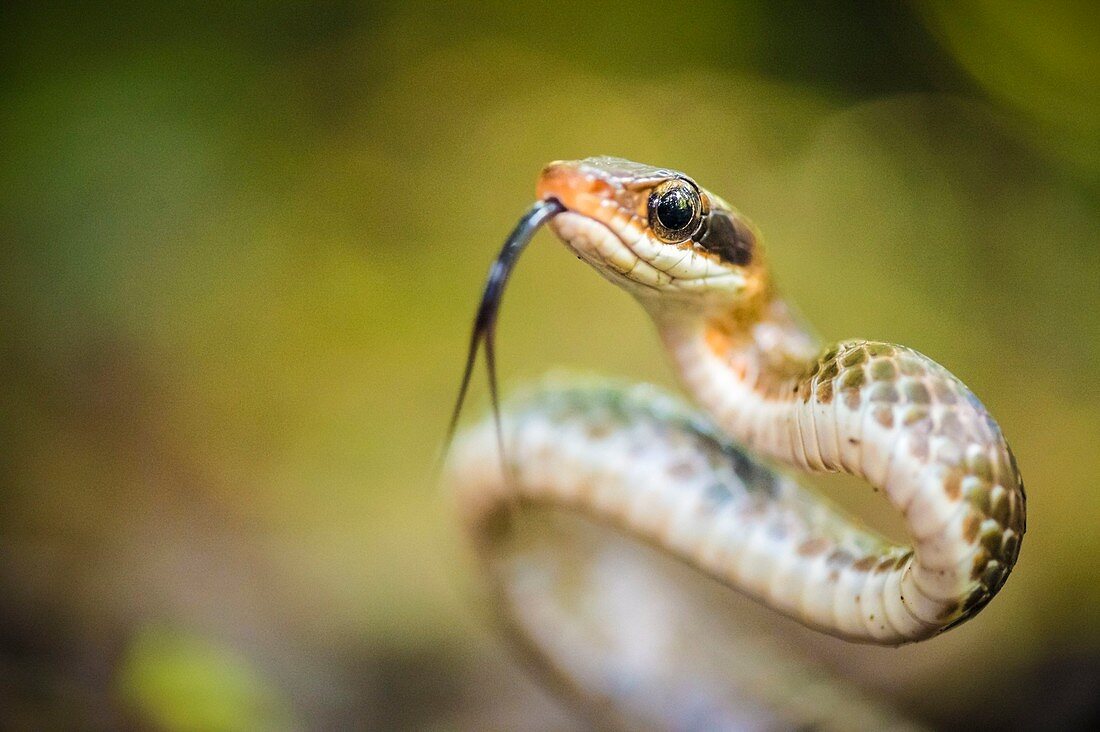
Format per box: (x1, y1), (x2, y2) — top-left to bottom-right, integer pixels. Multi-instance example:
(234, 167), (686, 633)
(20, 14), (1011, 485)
(537, 156), (770, 316)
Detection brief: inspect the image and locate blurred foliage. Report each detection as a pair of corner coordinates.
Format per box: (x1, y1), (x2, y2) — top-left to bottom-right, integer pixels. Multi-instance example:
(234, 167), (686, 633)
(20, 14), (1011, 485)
(917, 0), (1100, 182)
(117, 625), (294, 732)
(1, 1), (1098, 728)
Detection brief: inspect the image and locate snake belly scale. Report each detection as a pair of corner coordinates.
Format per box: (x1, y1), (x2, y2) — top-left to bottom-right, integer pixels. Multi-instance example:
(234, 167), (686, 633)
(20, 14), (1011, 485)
(443, 157), (1025, 729)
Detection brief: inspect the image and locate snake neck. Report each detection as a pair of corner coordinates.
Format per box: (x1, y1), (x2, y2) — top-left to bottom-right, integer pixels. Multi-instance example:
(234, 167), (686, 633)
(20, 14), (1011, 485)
(648, 295), (821, 462)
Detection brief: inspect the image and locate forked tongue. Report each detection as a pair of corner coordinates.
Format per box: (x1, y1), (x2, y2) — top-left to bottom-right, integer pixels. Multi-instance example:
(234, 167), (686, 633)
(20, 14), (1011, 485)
(442, 198), (565, 471)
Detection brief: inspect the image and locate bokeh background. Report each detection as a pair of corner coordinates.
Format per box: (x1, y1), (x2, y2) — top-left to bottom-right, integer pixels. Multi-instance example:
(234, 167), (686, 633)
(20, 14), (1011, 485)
(2, 1), (1098, 729)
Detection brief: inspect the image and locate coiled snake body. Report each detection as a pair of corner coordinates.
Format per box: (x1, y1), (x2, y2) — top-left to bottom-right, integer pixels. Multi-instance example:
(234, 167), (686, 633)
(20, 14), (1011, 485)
(444, 158), (1025, 730)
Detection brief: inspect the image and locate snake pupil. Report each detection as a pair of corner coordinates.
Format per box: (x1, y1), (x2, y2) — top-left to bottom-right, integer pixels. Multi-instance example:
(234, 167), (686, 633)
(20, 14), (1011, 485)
(656, 188), (694, 231)
(649, 179), (702, 242)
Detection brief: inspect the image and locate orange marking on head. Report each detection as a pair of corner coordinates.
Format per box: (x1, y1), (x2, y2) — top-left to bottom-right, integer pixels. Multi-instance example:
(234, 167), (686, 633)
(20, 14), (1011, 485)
(536, 162), (614, 216)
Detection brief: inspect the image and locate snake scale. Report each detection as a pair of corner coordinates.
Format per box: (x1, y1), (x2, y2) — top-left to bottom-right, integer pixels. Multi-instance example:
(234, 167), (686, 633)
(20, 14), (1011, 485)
(443, 157), (1025, 730)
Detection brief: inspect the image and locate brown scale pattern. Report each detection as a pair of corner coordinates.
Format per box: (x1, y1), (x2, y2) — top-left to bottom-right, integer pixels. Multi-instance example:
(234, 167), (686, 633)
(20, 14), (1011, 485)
(802, 340), (1026, 628)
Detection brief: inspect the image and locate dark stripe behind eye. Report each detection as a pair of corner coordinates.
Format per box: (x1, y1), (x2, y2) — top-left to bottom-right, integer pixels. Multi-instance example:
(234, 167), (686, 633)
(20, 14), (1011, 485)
(695, 211), (754, 266)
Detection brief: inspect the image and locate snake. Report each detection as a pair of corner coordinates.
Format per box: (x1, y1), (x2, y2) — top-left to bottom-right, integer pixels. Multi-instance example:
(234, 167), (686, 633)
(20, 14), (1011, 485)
(442, 157), (1025, 730)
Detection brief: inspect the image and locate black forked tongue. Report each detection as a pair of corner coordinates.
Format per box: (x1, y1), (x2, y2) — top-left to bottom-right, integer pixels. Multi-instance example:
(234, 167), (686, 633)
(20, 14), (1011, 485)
(442, 198), (565, 470)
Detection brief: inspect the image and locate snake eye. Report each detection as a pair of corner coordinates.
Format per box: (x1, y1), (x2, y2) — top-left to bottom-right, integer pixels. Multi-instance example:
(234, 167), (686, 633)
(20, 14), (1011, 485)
(649, 179), (703, 242)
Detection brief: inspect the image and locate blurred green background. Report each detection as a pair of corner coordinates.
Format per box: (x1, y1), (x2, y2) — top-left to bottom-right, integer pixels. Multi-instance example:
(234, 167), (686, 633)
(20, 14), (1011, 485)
(2, 1), (1098, 729)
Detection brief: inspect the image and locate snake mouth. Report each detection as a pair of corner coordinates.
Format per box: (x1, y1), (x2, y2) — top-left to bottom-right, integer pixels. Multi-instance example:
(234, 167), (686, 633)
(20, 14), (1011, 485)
(545, 211), (669, 292)
(546, 208), (751, 300)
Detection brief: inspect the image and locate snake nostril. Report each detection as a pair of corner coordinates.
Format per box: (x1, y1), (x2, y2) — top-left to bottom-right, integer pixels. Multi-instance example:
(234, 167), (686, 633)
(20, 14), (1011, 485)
(538, 159), (576, 183)
(542, 159), (569, 173)
(536, 160), (612, 212)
